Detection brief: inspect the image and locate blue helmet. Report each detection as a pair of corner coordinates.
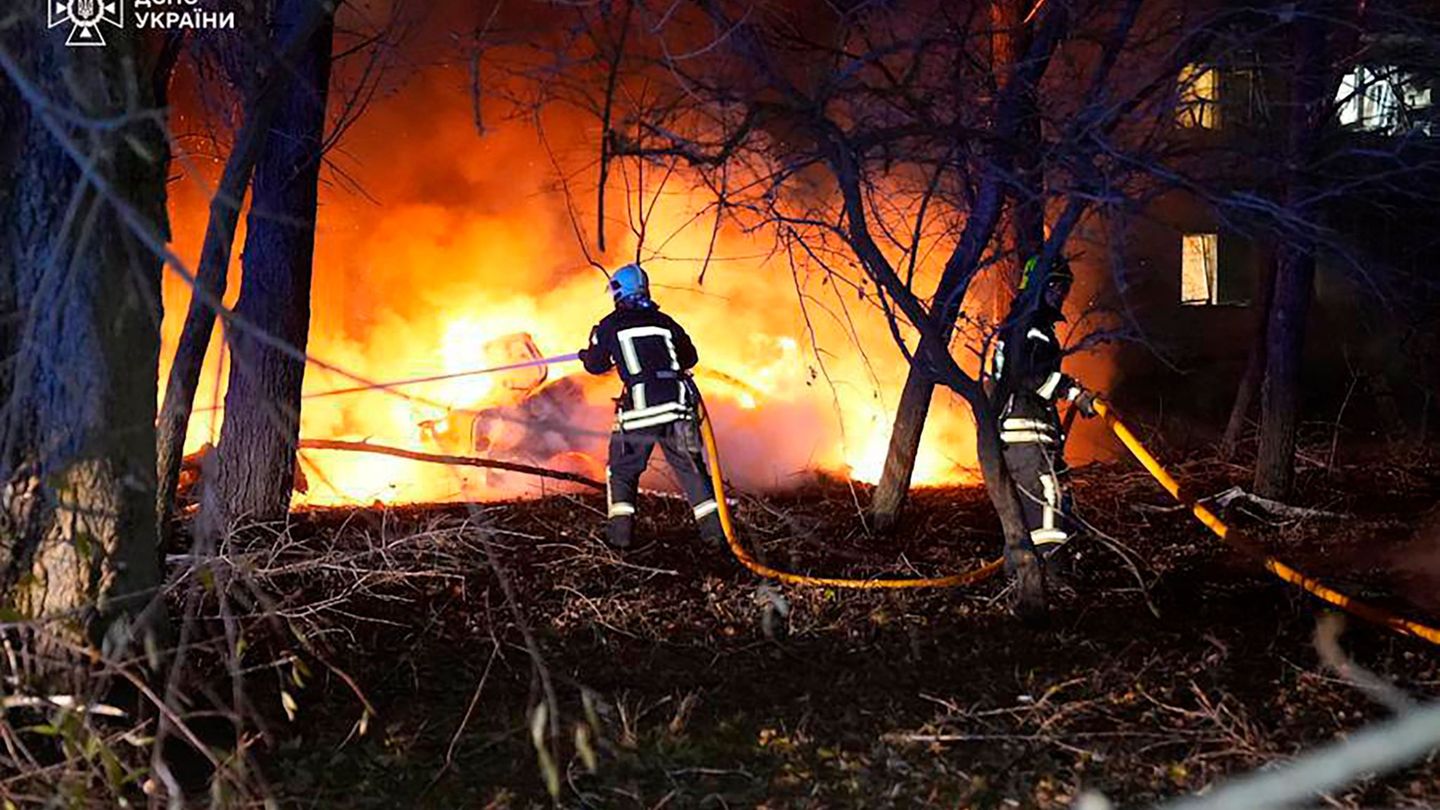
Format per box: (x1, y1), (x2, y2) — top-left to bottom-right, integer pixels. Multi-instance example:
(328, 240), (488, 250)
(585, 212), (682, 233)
(607, 263), (652, 307)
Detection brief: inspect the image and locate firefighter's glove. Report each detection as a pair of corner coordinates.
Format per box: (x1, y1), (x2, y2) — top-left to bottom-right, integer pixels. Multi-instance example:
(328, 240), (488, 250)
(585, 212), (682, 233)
(1073, 389), (1099, 418)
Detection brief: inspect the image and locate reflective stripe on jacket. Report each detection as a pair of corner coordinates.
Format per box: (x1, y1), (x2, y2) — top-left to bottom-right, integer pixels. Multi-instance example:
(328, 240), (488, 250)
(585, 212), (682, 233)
(579, 304), (699, 428)
(992, 307), (1079, 444)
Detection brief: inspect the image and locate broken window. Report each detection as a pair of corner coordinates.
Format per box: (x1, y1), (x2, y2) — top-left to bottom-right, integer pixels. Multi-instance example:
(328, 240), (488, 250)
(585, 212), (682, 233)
(1336, 65), (1434, 135)
(1177, 64), (1221, 129)
(1180, 233), (1220, 306)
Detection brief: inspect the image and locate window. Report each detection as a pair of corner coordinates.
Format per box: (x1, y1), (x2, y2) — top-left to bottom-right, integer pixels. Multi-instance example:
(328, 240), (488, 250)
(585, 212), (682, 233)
(1177, 64), (1221, 129)
(1337, 65), (1433, 135)
(1180, 233), (1220, 306)
(1226, 66), (1271, 127)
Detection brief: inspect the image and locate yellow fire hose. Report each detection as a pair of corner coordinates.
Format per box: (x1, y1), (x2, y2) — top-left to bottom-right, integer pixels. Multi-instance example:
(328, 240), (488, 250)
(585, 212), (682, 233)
(696, 395), (1440, 646)
(697, 399), (1004, 588)
(1093, 398), (1440, 645)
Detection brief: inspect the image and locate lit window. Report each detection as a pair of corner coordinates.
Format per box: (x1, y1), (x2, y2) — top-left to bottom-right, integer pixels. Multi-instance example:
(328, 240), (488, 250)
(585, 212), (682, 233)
(1180, 233), (1219, 306)
(1178, 64), (1221, 129)
(1337, 65), (1433, 134)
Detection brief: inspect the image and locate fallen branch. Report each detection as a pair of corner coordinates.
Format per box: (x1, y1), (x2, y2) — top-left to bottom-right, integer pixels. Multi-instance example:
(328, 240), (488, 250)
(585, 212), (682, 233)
(297, 439), (604, 490)
(1211, 486), (1348, 520)
(1131, 502), (1187, 515)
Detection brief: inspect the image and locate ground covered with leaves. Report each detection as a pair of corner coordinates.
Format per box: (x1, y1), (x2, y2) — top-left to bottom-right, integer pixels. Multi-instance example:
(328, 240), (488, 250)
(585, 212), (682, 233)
(180, 445), (1440, 808)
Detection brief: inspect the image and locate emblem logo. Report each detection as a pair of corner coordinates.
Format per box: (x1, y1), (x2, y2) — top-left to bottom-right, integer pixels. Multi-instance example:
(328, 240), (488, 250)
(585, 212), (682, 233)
(48, 0), (124, 47)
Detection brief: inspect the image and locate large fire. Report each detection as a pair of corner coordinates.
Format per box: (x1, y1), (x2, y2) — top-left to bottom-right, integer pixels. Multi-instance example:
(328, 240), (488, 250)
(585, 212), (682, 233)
(160, 65), (1107, 507)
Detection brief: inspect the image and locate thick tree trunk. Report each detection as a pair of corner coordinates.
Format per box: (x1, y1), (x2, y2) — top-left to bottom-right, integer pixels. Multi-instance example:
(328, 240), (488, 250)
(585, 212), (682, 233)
(205, 0), (335, 528)
(1219, 257), (1278, 459)
(971, 395), (1045, 618)
(870, 267), (996, 533)
(1254, 6), (1331, 499)
(868, 174), (1006, 531)
(1255, 247), (1316, 497)
(869, 363), (935, 531)
(0, 22), (170, 649)
(155, 3), (334, 539)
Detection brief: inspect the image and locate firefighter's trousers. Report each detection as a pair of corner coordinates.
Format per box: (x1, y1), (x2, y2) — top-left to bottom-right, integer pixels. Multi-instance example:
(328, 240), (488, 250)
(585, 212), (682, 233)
(605, 417), (722, 546)
(1002, 438), (1072, 557)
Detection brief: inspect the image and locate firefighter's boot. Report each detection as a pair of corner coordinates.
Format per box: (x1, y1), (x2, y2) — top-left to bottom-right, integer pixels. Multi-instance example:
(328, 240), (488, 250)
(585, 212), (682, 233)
(698, 511), (725, 547)
(1041, 543), (1076, 594)
(606, 515), (634, 550)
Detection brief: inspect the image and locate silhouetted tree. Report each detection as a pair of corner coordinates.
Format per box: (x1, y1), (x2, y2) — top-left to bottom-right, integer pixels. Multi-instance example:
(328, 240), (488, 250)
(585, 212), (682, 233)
(203, 0), (336, 528)
(1192, 1), (1438, 494)
(155, 1), (334, 539)
(870, 0), (1050, 533)
(507, 0), (1205, 615)
(0, 16), (174, 649)
(1253, 0), (1362, 497)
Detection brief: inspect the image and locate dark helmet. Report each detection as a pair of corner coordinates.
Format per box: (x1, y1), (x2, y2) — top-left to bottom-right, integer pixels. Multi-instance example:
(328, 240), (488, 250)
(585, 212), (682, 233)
(1019, 254), (1074, 292)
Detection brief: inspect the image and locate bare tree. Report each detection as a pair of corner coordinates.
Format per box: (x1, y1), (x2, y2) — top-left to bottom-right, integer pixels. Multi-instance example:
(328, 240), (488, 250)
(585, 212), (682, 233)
(499, 0), (1208, 615)
(871, 0), (1050, 533)
(155, 1), (335, 540)
(1197, 1), (1439, 492)
(1253, 0), (1362, 498)
(203, 0), (338, 527)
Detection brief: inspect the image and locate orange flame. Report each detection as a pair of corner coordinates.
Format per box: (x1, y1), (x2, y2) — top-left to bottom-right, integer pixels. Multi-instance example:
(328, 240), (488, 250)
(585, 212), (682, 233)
(159, 67), (1115, 507)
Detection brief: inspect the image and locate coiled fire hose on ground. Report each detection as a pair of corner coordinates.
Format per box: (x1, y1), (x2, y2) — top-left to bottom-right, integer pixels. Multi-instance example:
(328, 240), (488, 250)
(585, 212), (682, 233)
(696, 393), (1440, 646)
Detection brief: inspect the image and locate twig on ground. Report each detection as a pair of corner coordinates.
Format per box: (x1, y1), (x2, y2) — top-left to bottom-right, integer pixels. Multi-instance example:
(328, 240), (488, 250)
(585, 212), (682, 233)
(1151, 701), (1440, 810)
(436, 642), (502, 782)
(1072, 513), (1161, 619)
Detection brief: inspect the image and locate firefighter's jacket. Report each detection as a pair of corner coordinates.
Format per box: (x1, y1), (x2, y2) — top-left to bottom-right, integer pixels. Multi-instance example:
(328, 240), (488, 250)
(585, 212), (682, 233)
(580, 304), (700, 430)
(991, 304), (1080, 449)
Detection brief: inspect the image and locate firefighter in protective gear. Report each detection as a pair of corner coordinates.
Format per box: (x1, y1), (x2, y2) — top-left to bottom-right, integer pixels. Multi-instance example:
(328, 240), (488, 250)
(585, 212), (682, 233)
(991, 255), (1097, 564)
(579, 263), (725, 550)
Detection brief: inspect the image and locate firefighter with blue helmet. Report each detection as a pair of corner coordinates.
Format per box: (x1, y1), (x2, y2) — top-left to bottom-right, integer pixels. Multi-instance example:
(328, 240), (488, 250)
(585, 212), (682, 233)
(991, 255), (1097, 575)
(578, 264), (725, 549)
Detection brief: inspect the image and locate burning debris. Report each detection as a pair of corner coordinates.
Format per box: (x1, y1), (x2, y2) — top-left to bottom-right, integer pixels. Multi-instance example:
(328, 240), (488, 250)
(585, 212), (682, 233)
(475, 331), (550, 397)
(467, 376), (610, 483)
(414, 333), (612, 489)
